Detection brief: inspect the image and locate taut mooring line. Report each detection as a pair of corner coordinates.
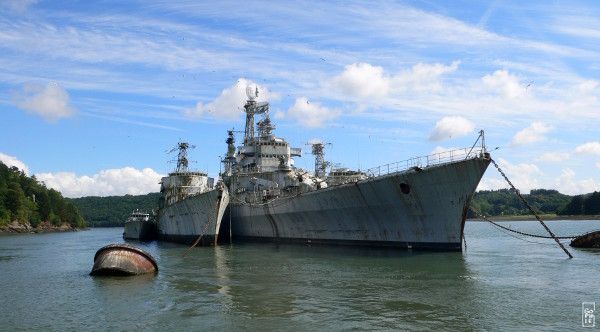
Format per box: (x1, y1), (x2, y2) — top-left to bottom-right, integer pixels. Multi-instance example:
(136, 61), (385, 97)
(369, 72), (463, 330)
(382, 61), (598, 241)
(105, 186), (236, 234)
(490, 158), (573, 258)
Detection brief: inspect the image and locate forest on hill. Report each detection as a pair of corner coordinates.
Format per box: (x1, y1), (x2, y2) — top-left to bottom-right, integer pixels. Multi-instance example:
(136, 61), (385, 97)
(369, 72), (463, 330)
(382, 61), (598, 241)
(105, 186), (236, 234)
(469, 188), (600, 217)
(0, 162), (85, 228)
(68, 192), (160, 227)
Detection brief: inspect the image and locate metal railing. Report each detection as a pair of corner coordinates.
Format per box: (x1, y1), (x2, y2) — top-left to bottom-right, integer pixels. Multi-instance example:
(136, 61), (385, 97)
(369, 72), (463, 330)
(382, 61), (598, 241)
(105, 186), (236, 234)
(365, 146), (486, 178)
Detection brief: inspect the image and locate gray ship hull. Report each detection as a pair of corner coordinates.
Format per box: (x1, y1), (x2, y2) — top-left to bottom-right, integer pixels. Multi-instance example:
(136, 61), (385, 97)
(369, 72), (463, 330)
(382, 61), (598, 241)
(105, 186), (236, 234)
(157, 187), (229, 245)
(223, 156), (490, 250)
(123, 220), (156, 241)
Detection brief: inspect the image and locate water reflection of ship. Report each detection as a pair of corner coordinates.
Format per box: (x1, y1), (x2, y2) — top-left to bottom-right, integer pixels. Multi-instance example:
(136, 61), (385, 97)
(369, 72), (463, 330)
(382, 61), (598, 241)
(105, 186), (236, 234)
(220, 86), (490, 250)
(214, 246), (233, 311)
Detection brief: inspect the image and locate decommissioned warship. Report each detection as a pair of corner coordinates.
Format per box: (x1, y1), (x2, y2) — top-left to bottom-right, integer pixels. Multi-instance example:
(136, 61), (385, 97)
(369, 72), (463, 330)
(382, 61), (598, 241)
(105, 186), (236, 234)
(123, 209), (155, 241)
(156, 141), (229, 245)
(220, 86), (491, 250)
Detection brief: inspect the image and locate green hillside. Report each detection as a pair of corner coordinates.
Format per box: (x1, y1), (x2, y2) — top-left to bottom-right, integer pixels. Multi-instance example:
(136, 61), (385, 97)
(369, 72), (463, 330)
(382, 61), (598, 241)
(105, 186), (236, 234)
(69, 192), (160, 227)
(0, 162), (85, 228)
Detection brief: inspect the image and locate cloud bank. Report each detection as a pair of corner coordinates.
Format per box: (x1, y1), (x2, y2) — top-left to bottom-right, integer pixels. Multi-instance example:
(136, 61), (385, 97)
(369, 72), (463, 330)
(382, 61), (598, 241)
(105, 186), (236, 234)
(286, 97), (341, 128)
(13, 82), (77, 122)
(427, 116), (475, 141)
(0, 153), (30, 175)
(183, 78), (280, 120)
(36, 167), (164, 198)
(511, 122), (554, 146)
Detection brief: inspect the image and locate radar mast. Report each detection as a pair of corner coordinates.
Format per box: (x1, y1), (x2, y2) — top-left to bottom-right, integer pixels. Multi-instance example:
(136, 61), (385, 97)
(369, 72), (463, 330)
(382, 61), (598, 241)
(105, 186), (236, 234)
(243, 85), (269, 143)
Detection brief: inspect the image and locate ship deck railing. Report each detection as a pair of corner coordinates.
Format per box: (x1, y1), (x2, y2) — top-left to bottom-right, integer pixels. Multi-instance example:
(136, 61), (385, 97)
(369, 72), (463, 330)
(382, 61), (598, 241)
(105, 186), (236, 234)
(365, 146), (486, 178)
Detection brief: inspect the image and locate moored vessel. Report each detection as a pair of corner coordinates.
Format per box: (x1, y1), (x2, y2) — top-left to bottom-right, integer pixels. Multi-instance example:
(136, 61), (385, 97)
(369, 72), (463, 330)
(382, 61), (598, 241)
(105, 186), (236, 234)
(123, 209), (156, 241)
(220, 86), (490, 250)
(156, 141), (229, 245)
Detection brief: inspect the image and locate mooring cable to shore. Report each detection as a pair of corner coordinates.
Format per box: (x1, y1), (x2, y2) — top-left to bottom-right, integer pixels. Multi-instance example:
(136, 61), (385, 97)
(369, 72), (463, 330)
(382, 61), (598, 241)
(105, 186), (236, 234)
(479, 158), (573, 258)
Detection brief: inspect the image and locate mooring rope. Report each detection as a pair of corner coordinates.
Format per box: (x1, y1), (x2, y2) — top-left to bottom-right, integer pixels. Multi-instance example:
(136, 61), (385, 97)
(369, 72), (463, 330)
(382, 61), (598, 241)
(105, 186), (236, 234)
(469, 207), (577, 239)
(486, 158), (573, 258)
(182, 196), (221, 257)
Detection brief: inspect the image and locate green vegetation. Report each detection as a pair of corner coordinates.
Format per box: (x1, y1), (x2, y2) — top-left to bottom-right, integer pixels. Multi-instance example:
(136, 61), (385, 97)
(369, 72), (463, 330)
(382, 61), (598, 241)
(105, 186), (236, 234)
(469, 189), (572, 217)
(470, 188), (600, 218)
(557, 192), (600, 216)
(0, 162), (85, 228)
(69, 193), (160, 227)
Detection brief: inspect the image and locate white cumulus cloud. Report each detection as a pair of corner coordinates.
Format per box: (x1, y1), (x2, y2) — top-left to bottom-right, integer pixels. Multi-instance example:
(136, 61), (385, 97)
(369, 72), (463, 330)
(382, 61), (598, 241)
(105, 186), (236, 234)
(13, 82), (77, 122)
(286, 97), (341, 128)
(0, 152), (30, 175)
(554, 168), (600, 195)
(575, 141), (600, 156)
(331, 63), (390, 99)
(510, 122), (554, 146)
(330, 61), (459, 99)
(482, 70), (526, 99)
(36, 167), (164, 198)
(492, 157), (542, 193)
(427, 116), (475, 141)
(183, 78), (279, 120)
(391, 61), (459, 94)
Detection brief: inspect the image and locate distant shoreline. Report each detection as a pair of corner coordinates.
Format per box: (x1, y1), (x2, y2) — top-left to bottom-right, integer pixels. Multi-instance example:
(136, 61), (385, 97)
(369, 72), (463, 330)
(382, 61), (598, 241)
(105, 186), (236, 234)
(0, 221), (84, 234)
(468, 214), (600, 222)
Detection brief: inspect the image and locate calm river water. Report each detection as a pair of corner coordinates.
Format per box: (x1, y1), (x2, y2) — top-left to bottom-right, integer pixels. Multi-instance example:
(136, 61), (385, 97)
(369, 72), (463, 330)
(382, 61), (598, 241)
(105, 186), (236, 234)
(1, 220), (600, 331)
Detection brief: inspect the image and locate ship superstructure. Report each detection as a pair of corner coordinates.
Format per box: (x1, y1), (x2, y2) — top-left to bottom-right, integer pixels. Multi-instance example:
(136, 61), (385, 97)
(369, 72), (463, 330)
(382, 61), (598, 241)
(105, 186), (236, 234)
(221, 86), (490, 250)
(123, 209), (155, 241)
(156, 141), (229, 245)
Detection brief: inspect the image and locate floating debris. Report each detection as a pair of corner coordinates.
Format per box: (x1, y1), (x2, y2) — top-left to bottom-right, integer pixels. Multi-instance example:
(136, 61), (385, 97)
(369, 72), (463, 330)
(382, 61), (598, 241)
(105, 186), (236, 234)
(570, 230), (600, 248)
(90, 243), (158, 276)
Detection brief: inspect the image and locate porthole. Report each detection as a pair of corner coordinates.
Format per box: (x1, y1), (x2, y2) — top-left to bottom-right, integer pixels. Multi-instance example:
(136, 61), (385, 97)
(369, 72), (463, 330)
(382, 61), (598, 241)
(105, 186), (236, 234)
(400, 182), (411, 194)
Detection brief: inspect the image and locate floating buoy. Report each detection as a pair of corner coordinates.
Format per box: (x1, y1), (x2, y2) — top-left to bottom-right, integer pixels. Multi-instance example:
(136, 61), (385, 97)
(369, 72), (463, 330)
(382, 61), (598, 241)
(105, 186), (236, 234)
(90, 243), (158, 276)
(570, 230), (600, 248)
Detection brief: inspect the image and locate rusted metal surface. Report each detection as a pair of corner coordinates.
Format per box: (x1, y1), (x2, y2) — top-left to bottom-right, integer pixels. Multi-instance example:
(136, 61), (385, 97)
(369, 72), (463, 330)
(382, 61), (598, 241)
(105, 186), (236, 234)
(224, 157), (490, 250)
(156, 187), (229, 245)
(571, 230), (600, 248)
(221, 87), (490, 250)
(157, 140), (230, 246)
(90, 243), (158, 276)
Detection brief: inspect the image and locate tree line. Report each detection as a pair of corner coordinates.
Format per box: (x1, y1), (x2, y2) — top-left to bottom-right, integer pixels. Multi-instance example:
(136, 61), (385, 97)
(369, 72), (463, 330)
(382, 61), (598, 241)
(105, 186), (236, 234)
(68, 192), (160, 227)
(470, 188), (600, 217)
(556, 192), (600, 215)
(3, 157), (598, 229)
(0, 162), (85, 228)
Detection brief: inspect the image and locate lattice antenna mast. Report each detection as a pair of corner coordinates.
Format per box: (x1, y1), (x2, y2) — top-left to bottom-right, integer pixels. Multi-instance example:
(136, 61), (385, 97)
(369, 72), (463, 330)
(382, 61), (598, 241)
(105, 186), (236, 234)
(167, 140), (196, 172)
(307, 142), (332, 178)
(243, 85), (269, 143)
(223, 129), (236, 175)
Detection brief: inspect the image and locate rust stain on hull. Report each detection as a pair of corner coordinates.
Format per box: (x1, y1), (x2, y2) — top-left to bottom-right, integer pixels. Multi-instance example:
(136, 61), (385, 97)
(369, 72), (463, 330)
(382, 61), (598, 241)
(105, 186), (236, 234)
(90, 243), (158, 276)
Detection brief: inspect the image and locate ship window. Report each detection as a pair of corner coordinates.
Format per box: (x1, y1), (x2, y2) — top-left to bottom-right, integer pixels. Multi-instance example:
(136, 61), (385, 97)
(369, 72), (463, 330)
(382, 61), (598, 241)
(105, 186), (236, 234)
(400, 183), (410, 194)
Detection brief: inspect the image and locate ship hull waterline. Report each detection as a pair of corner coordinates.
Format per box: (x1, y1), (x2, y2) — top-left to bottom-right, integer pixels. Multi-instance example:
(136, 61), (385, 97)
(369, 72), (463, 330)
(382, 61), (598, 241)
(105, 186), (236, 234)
(123, 219), (157, 241)
(157, 187), (229, 246)
(222, 157), (490, 250)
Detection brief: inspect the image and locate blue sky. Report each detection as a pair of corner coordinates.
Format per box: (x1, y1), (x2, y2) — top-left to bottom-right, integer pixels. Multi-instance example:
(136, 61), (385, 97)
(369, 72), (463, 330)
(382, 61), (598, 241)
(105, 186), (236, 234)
(1, 0), (599, 198)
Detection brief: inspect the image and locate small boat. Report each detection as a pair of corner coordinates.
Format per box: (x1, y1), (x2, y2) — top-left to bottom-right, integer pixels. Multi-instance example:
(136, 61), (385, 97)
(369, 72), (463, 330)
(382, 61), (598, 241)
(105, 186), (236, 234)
(123, 210), (157, 241)
(90, 243), (158, 276)
(570, 230), (600, 248)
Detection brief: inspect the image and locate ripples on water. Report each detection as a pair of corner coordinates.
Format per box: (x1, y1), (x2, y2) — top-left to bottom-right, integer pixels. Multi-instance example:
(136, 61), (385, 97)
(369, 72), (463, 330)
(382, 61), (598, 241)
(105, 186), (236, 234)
(1, 220), (600, 331)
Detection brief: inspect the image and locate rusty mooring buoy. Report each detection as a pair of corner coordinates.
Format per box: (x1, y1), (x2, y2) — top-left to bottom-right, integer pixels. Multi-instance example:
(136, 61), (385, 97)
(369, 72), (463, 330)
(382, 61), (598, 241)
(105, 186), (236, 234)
(90, 243), (158, 276)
